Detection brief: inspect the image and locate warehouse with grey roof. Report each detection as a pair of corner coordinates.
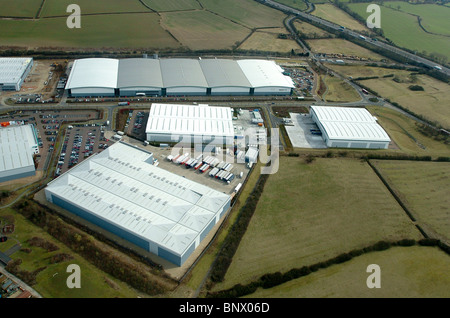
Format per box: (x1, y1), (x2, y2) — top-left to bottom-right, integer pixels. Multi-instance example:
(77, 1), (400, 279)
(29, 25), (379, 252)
(65, 58), (294, 97)
(310, 106), (391, 149)
(0, 58), (33, 91)
(0, 124), (39, 183)
(45, 142), (231, 266)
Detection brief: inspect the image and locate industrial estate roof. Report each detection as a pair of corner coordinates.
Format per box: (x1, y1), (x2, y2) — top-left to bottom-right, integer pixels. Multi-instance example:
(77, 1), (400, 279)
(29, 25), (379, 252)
(0, 58), (33, 85)
(146, 103), (234, 138)
(199, 59), (251, 88)
(237, 59), (294, 88)
(65, 58), (294, 90)
(66, 58), (119, 90)
(45, 142), (230, 257)
(117, 58), (163, 89)
(311, 106), (391, 141)
(0, 124), (38, 174)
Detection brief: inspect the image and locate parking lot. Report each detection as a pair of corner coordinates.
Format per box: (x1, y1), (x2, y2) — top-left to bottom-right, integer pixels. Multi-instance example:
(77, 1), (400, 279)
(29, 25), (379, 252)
(0, 109), (101, 173)
(56, 125), (115, 176)
(126, 110), (149, 141)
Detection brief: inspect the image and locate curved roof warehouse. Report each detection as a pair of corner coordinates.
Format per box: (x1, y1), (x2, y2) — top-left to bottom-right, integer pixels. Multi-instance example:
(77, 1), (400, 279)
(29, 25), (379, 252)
(65, 58), (294, 97)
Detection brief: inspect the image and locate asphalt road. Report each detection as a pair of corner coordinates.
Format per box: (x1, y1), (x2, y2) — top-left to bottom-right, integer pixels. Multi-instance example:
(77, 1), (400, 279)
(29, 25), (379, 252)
(260, 0), (450, 76)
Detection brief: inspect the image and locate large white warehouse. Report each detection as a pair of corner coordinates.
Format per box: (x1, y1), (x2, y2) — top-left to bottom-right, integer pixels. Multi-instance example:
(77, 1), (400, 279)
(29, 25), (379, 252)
(65, 58), (294, 97)
(146, 103), (234, 144)
(310, 106), (391, 149)
(0, 124), (39, 183)
(0, 58), (33, 91)
(45, 142), (231, 266)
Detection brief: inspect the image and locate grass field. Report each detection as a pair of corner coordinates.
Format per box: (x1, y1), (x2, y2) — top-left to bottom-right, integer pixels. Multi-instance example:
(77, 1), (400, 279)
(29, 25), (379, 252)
(368, 106), (450, 157)
(311, 4), (369, 32)
(383, 2), (450, 36)
(199, 0), (286, 29)
(347, 3), (450, 60)
(0, 208), (144, 298)
(0, 0), (42, 17)
(40, 0), (148, 17)
(160, 10), (250, 50)
(246, 246), (450, 297)
(0, 14), (180, 49)
(372, 160), (450, 241)
(325, 64), (400, 79)
(212, 157), (422, 291)
(294, 21), (333, 38)
(273, 0), (309, 11)
(321, 75), (361, 102)
(141, 0), (202, 12)
(306, 38), (385, 60)
(359, 71), (450, 129)
(238, 31), (301, 53)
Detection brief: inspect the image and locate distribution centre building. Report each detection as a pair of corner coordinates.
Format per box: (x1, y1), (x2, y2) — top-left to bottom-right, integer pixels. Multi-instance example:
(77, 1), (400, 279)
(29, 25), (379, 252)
(145, 103), (234, 144)
(310, 106), (391, 149)
(0, 124), (39, 183)
(0, 57), (33, 91)
(45, 142), (231, 266)
(65, 57), (294, 97)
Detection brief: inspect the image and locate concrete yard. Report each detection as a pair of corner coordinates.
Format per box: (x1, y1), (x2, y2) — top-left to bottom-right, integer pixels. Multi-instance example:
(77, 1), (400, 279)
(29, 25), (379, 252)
(285, 112), (327, 149)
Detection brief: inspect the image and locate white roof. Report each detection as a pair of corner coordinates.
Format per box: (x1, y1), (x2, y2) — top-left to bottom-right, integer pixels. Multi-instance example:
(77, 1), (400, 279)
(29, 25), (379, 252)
(237, 59), (295, 88)
(65, 58), (295, 92)
(45, 142), (230, 257)
(65, 58), (119, 89)
(311, 106), (390, 142)
(0, 124), (38, 173)
(146, 103), (234, 138)
(0, 58), (32, 85)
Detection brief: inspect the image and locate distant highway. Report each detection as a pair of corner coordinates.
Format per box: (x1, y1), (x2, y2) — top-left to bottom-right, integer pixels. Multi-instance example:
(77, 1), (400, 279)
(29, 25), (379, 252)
(259, 0), (450, 77)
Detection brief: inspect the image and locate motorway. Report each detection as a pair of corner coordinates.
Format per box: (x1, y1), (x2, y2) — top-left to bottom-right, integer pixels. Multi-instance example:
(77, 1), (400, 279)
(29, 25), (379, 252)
(260, 0), (450, 77)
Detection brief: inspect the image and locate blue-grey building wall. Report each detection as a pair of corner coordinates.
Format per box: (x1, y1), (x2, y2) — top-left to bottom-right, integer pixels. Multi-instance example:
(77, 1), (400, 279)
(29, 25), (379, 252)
(50, 194), (150, 251)
(0, 170), (35, 183)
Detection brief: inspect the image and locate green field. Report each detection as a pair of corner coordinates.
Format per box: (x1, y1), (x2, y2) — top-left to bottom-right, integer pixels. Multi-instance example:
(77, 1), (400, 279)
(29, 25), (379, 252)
(40, 0), (148, 17)
(347, 3), (450, 60)
(199, 0), (286, 29)
(238, 30), (301, 53)
(0, 209), (144, 298)
(312, 4), (369, 32)
(0, 13), (180, 49)
(212, 157), (422, 291)
(321, 75), (361, 102)
(368, 106), (450, 157)
(141, 0), (202, 12)
(160, 10), (250, 50)
(372, 160), (450, 241)
(247, 246), (450, 298)
(273, 0), (309, 11)
(0, 0), (42, 17)
(382, 1), (450, 36)
(306, 38), (385, 60)
(359, 71), (450, 129)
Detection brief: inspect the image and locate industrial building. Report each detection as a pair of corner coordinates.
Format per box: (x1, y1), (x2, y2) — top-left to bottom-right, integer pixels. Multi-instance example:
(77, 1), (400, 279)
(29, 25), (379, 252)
(0, 124), (39, 183)
(146, 103), (234, 144)
(310, 106), (391, 149)
(65, 58), (294, 97)
(45, 142), (231, 266)
(0, 58), (33, 91)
